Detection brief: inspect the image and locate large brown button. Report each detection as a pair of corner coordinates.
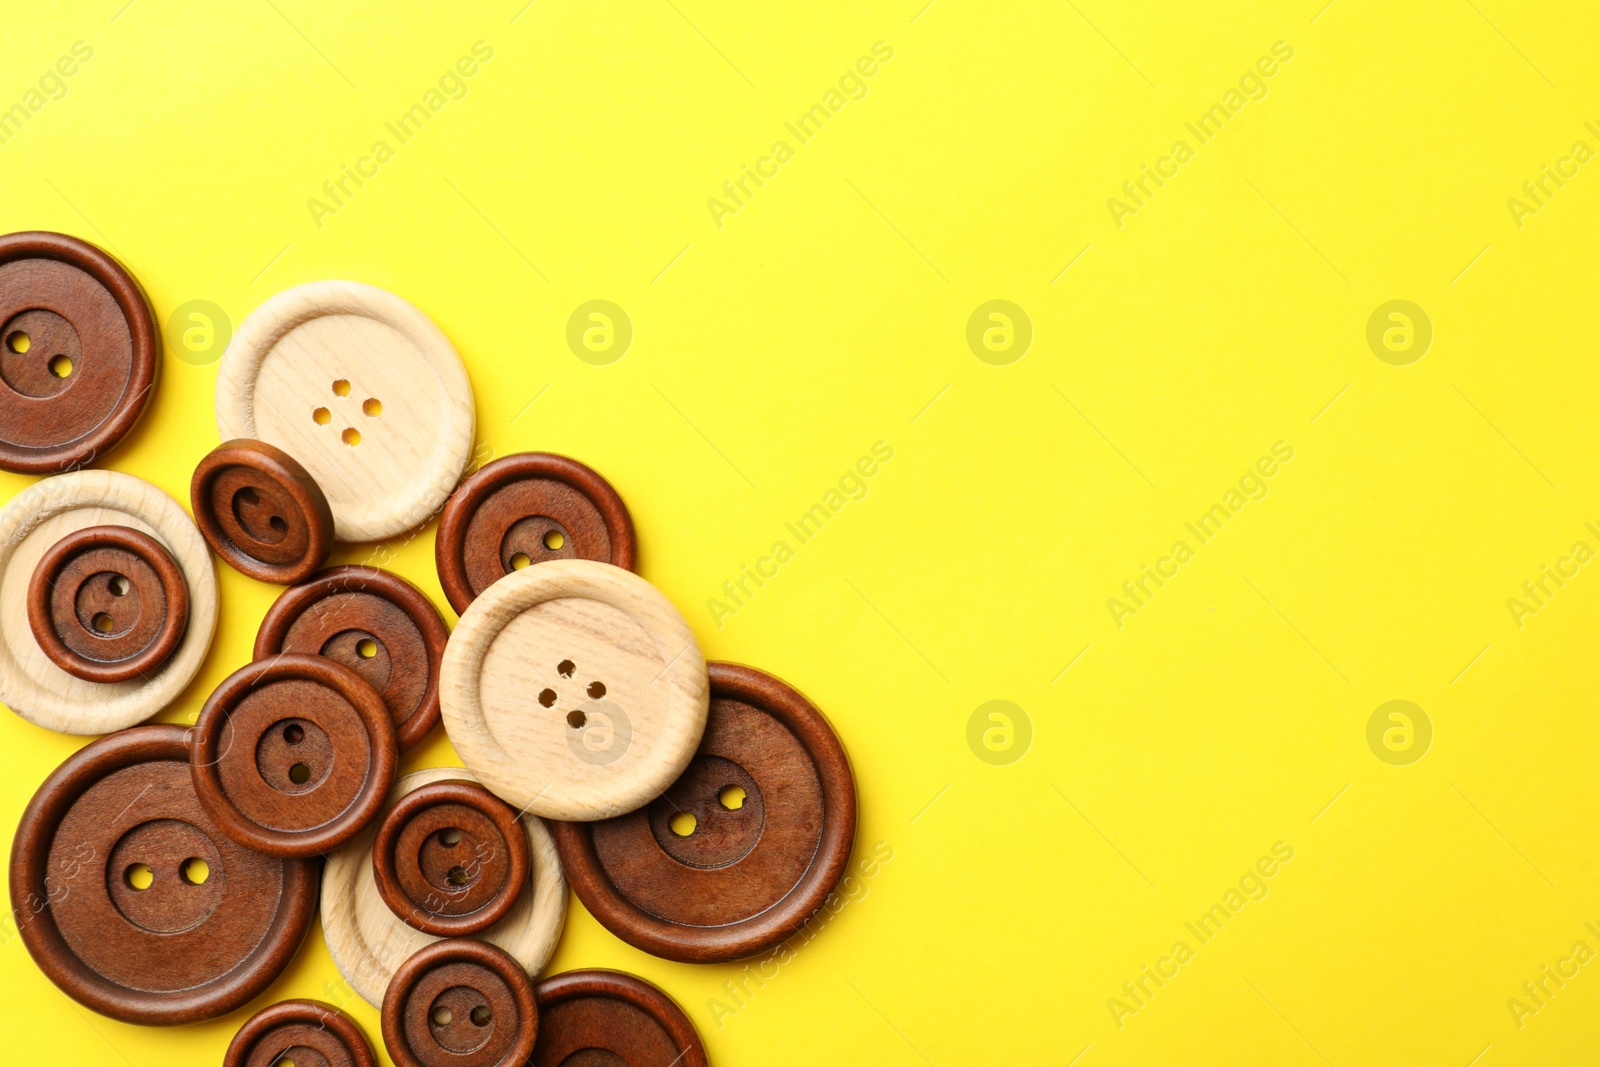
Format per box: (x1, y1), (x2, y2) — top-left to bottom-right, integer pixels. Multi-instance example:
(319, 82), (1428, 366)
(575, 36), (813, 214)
(372, 780), (531, 937)
(0, 231), (159, 474)
(255, 566), (448, 750)
(531, 969), (708, 1067)
(552, 662), (856, 963)
(191, 438), (335, 584)
(224, 999), (378, 1067)
(8, 725), (318, 1024)
(435, 452), (636, 614)
(189, 654), (398, 857)
(381, 938), (538, 1067)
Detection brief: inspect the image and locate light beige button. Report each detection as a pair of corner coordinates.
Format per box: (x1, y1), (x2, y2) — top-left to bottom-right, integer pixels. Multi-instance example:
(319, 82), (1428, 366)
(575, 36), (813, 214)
(0, 470), (217, 734)
(440, 559), (709, 820)
(320, 767), (567, 1008)
(215, 280), (475, 543)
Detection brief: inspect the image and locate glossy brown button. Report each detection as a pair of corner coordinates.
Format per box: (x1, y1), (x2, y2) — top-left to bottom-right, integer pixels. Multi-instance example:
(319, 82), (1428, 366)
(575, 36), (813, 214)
(0, 231), (159, 474)
(372, 780), (531, 937)
(190, 654), (399, 857)
(531, 969), (708, 1067)
(192, 438), (335, 584)
(8, 725), (318, 1024)
(435, 452), (636, 615)
(255, 566), (448, 750)
(381, 938), (538, 1067)
(552, 662), (856, 963)
(26, 523), (190, 683)
(224, 999), (378, 1067)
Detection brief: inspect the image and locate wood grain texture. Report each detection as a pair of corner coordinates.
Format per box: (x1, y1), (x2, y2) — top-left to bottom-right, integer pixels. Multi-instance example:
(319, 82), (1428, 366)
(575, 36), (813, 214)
(191, 438), (335, 584)
(0, 470), (218, 734)
(0, 231), (159, 474)
(552, 662), (857, 963)
(531, 969), (708, 1067)
(8, 725), (318, 1024)
(223, 998), (378, 1067)
(439, 559), (708, 820)
(215, 280), (475, 543)
(321, 767), (567, 1008)
(381, 938), (538, 1067)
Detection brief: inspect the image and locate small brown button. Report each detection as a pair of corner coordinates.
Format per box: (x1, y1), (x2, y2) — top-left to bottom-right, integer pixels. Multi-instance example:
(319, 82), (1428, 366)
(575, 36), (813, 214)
(552, 662), (856, 963)
(255, 565), (449, 750)
(435, 452), (636, 614)
(381, 938), (539, 1067)
(224, 999), (378, 1067)
(531, 969), (708, 1067)
(372, 780), (531, 937)
(189, 654), (399, 857)
(26, 523), (190, 683)
(8, 725), (318, 1024)
(0, 231), (159, 474)
(191, 438), (335, 584)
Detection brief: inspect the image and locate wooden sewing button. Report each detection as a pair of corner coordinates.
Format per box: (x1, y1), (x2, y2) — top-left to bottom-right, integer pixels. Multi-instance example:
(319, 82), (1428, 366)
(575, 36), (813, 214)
(190, 654), (398, 857)
(0, 231), (159, 474)
(216, 280), (476, 543)
(192, 438), (335, 584)
(0, 469), (217, 734)
(26, 524), (189, 683)
(321, 768), (567, 1008)
(255, 566), (448, 749)
(372, 780), (530, 937)
(435, 452), (636, 615)
(224, 999), (378, 1067)
(552, 662), (856, 963)
(440, 559), (708, 820)
(381, 938), (538, 1067)
(8, 725), (318, 1024)
(531, 970), (708, 1067)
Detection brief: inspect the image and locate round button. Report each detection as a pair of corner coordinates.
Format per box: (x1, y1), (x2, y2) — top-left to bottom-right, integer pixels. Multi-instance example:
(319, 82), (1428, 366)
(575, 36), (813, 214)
(0, 231), (159, 474)
(224, 999), (378, 1067)
(216, 280), (475, 543)
(8, 725), (318, 1024)
(255, 566), (448, 749)
(189, 654), (399, 857)
(553, 662), (855, 962)
(372, 780), (531, 937)
(192, 438), (335, 584)
(435, 452), (637, 615)
(531, 970), (707, 1067)
(26, 524), (190, 683)
(381, 939), (538, 1067)
(440, 559), (708, 820)
(0, 469), (218, 735)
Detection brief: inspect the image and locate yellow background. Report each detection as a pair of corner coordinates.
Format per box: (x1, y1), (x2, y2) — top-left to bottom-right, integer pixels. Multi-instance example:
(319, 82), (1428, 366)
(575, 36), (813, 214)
(3, 0), (1599, 1063)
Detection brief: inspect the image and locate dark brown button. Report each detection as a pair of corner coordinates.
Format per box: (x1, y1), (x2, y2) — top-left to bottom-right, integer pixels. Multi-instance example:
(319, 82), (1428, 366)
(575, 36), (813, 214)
(191, 438), (335, 584)
(0, 231), (159, 474)
(381, 938), (538, 1067)
(26, 524), (190, 683)
(552, 661), (856, 963)
(435, 452), (636, 615)
(531, 969), (708, 1067)
(372, 780), (530, 937)
(8, 725), (318, 1024)
(189, 654), (398, 857)
(224, 999), (378, 1067)
(255, 566), (448, 750)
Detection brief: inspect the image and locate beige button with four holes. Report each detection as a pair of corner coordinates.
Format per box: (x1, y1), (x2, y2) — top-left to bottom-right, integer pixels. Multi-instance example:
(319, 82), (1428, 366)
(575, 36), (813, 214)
(215, 280), (475, 543)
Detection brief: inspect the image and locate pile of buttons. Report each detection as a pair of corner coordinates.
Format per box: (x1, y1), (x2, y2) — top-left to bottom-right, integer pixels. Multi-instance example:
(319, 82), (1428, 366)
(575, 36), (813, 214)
(0, 231), (858, 1066)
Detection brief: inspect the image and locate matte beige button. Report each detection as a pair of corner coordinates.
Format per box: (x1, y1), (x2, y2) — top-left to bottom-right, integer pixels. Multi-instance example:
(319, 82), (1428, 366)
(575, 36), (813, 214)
(440, 559), (708, 820)
(0, 470), (217, 734)
(320, 768), (567, 1008)
(215, 280), (475, 542)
